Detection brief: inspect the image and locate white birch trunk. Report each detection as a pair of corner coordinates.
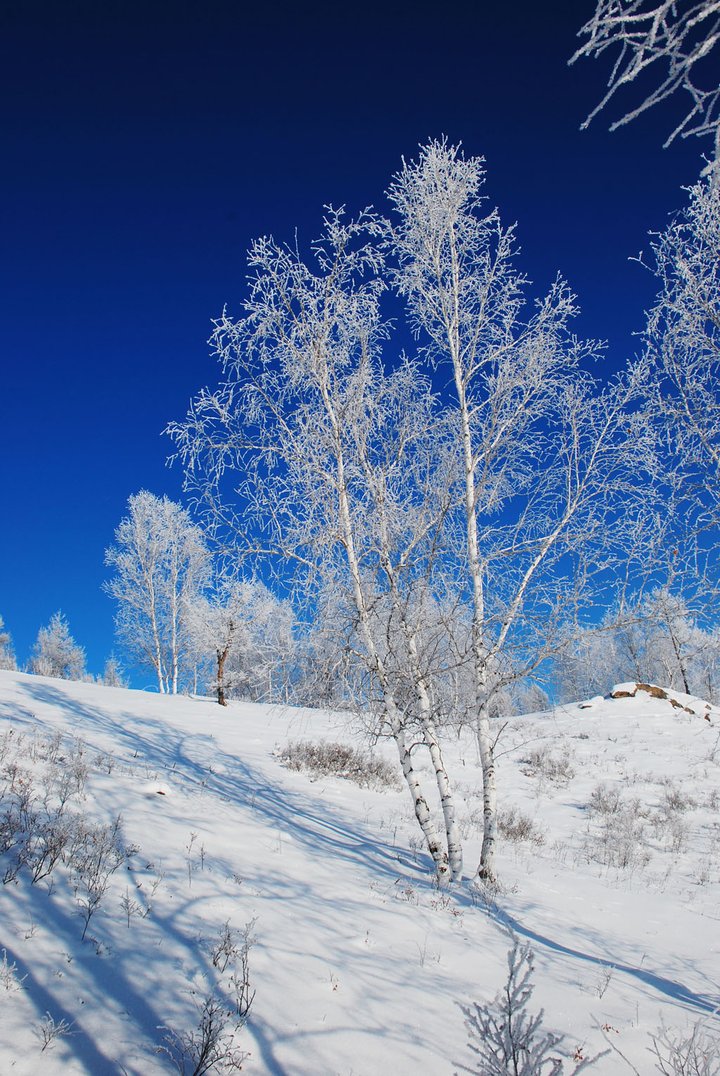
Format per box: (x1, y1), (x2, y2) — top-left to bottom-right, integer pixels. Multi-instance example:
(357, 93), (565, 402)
(447, 237), (498, 883)
(170, 559), (180, 695)
(401, 615), (464, 881)
(385, 698), (452, 884)
(322, 376), (453, 884)
(423, 718), (464, 881)
(147, 576), (166, 695)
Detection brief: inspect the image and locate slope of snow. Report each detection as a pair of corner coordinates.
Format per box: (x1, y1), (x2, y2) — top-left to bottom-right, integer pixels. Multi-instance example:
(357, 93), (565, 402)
(0, 670), (718, 1074)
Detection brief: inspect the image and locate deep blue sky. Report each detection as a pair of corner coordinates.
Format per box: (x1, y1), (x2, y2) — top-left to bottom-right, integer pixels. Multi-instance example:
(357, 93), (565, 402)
(0, 0), (711, 679)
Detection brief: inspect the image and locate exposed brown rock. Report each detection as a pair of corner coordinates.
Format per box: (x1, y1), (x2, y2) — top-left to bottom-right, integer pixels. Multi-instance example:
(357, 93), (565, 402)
(635, 683), (669, 700)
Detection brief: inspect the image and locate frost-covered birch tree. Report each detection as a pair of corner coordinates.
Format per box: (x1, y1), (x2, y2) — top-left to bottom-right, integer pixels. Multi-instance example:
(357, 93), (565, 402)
(388, 140), (653, 882)
(623, 171), (720, 649)
(105, 491), (211, 693)
(186, 576), (296, 705)
(168, 143), (655, 885)
(572, 0), (720, 159)
(168, 210), (464, 883)
(547, 174), (720, 709)
(555, 587), (720, 701)
(645, 174), (720, 520)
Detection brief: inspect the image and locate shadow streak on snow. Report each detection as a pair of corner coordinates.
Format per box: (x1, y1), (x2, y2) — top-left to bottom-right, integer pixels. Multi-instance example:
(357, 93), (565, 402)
(19, 680), (417, 889)
(11, 678), (720, 1032)
(5, 678), (426, 1073)
(247, 1013), (292, 1076)
(0, 700), (41, 727)
(480, 900), (719, 1017)
(11, 876), (170, 1075)
(10, 677), (717, 1062)
(0, 939), (119, 1073)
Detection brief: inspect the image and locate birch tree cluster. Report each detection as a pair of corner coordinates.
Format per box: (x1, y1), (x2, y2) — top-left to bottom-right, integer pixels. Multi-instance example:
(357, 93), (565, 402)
(104, 491), (212, 695)
(6, 129), (718, 887)
(103, 491), (298, 701)
(167, 140), (665, 884)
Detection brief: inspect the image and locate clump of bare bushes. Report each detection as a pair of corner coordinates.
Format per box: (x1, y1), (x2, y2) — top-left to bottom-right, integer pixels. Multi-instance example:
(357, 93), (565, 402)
(0, 726), (134, 936)
(582, 778), (695, 872)
(279, 740), (400, 790)
(159, 921), (255, 1075)
(520, 746), (575, 785)
(650, 1017), (720, 1076)
(497, 806), (546, 847)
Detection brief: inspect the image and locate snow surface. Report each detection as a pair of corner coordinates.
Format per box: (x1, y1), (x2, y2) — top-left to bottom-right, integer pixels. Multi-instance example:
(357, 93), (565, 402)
(0, 670), (718, 1074)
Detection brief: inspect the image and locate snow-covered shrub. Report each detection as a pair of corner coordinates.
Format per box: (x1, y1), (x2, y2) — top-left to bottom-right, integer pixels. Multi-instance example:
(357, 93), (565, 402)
(70, 815), (132, 940)
(34, 1012), (76, 1052)
(587, 779), (695, 864)
(587, 784), (622, 817)
(459, 936), (600, 1074)
(660, 781), (695, 814)
(279, 740), (400, 790)
(649, 782), (694, 855)
(1, 733), (74, 877)
(160, 996), (249, 1075)
(0, 948), (26, 992)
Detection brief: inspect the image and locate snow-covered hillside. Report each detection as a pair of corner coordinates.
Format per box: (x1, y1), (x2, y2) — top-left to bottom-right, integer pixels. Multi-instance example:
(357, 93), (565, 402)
(0, 670), (718, 1074)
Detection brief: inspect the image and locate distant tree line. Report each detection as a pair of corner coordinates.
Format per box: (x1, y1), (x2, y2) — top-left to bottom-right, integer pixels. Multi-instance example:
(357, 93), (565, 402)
(0, 609), (125, 687)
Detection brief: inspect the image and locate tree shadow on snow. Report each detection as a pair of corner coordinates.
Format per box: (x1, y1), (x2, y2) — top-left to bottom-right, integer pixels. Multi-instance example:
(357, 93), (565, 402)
(18, 679), (416, 889)
(481, 899), (720, 1017)
(5, 678), (449, 1072)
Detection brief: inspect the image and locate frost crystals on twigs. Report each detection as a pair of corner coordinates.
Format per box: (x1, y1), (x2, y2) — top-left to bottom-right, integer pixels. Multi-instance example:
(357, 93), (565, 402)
(458, 937), (604, 1074)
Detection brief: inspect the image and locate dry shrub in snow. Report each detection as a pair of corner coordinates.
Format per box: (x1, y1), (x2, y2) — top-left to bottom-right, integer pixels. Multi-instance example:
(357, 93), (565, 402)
(520, 747), (575, 785)
(0, 948), (26, 992)
(34, 1012), (77, 1052)
(160, 920), (255, 1075)
(160, 995), (249, 1075)
(279, 740), (400, 790)
(583, 784), (651, 871)
(70, 816), (132, 940)
(459, 937), (601, 1074)
(660, 781), (695, 814)
(497, 807), (546, 847)
(585, 778), (695, 868)
(649, 783), (693, 855)
(0, 727), (133, 936)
